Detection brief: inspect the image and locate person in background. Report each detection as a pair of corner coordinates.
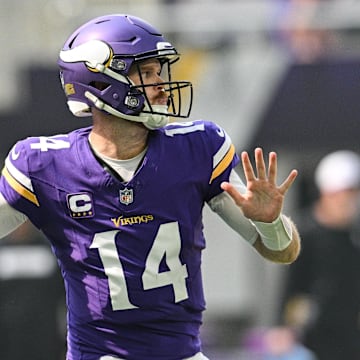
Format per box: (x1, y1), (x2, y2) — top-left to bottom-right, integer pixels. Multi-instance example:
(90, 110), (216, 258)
(239, 325), (317, 360)
(283, 150), (360, 360)
(274, 0), (339, 64)
(262, 326), (317, 360)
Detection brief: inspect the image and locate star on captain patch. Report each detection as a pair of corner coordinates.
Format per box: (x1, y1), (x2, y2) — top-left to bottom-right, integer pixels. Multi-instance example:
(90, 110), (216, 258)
(119, 188), (134, 205)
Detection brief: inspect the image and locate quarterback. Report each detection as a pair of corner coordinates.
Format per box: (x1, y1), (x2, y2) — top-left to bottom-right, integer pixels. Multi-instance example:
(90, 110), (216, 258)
(0, 14), (300, 360)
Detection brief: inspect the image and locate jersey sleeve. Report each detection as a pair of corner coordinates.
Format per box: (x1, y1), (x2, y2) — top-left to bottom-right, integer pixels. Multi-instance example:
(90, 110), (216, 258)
(202, 121), (240, 201)
(0, 139), (42, 227)
(162, 120), (239, 201)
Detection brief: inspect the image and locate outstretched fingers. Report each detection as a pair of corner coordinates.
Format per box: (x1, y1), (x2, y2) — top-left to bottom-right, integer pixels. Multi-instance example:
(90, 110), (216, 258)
(267, 151), (277, 184)
(254, 148), (297, 193)
(254, 148), (267, 180)
(222, 148), (298, 223)
(243, 148), (276, 182)
(241, 151), (256, 182)
(220, 181), (245, 207)
(279, 169), (298, 195)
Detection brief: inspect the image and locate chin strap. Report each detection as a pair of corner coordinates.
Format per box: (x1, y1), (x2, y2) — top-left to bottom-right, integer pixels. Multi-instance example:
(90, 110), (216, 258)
(84, 91), (169, 129)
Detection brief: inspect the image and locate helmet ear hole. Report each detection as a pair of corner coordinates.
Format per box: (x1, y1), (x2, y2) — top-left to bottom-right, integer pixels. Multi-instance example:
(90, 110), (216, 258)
(89, 81), (110, 91)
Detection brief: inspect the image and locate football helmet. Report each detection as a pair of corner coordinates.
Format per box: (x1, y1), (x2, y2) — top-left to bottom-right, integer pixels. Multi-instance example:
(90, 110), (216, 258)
(58, 14), (193, 129)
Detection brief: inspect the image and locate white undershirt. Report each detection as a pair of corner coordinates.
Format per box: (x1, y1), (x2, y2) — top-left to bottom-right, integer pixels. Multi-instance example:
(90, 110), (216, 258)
(92, 147), (147, 183)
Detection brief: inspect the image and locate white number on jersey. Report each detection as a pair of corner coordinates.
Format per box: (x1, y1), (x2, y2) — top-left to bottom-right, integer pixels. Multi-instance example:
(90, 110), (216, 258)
(142, 222), (188, 303)
(30, 135), (70, 152)
(90, 221), (189, 311)
(164, 121), (205, 137)
(91, 230), (138, 310)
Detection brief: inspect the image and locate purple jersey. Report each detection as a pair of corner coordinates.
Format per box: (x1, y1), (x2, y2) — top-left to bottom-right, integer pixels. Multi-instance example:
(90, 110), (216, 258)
(0, 120), (239, 360)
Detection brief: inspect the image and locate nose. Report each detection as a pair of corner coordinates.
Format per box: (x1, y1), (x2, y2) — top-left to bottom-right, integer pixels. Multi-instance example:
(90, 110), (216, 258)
(155, 82), (166, 93)
(155, 71), (166, 85)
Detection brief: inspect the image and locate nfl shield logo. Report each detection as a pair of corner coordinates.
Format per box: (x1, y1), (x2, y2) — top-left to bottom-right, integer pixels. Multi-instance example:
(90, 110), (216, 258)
(119, 188), (134, 205)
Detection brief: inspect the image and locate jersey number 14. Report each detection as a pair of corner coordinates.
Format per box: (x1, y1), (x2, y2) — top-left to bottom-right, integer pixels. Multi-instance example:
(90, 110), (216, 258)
(90, 221), (189, 310)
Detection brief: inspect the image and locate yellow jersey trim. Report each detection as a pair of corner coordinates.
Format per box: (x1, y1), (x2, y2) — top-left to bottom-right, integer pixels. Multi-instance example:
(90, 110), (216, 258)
(209, 144), (236, 184)
(1, 167), (40, 207)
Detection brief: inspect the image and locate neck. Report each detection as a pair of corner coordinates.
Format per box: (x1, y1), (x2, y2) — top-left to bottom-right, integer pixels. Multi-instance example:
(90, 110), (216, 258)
(89, 109), (149, 160)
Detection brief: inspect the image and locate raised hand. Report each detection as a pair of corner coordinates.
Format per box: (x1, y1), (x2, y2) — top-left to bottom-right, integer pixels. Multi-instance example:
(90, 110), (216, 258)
(221, 147), (298, 223)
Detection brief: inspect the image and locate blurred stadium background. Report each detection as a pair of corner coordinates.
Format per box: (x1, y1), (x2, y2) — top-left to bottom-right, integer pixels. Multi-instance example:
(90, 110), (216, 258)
(1, 0), (360, 358)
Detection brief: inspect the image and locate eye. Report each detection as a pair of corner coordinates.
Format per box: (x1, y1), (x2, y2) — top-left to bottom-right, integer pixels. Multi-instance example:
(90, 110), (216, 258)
(142, 71), (151, 77)
(146, 69), (160, 76)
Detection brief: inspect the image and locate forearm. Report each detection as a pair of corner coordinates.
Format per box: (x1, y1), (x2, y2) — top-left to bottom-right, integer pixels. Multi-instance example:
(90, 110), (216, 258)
(0, 192), (28, 238)
(209, 170), (300, 264)
(210, 193), (300, 263)
(253, 219), (301, 264)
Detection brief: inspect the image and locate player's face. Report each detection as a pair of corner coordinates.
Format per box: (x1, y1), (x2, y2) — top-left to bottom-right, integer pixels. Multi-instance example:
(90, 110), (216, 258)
(128, 59), (168, 106)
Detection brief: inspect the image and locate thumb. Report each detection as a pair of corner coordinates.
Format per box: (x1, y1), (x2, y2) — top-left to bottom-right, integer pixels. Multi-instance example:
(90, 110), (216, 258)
(221, 182), (245, 207)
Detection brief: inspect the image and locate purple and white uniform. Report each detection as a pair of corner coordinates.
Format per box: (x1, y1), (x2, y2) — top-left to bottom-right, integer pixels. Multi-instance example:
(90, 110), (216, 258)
(0, 120), (239, 360)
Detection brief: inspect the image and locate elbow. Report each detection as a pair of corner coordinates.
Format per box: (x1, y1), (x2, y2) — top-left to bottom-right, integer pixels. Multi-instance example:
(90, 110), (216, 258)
(273, 236), (301, 264)
(276, 248), (299, 264)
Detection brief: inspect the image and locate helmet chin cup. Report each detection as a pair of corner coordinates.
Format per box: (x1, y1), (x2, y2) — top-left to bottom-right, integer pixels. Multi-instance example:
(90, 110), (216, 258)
(141, 105), (169, 129)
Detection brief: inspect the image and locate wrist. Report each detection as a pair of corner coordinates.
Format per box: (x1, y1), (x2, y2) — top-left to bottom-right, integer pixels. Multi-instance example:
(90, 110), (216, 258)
(251, 214), (293, 251)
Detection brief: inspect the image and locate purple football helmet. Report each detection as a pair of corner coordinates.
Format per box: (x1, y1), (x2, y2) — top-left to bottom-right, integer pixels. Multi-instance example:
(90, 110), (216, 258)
(58, 14), (193, 129)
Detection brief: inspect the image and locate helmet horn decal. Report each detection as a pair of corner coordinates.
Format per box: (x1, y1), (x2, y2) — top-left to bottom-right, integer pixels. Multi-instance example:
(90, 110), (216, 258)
(59, 40), (112, 71)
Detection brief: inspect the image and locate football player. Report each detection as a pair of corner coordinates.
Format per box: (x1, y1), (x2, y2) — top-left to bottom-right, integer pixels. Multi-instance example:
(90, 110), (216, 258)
(0, 14), (300, 360)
